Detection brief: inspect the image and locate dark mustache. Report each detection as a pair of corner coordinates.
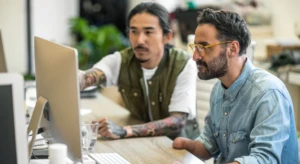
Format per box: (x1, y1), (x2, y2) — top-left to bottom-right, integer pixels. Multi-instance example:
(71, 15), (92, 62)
(134, 46), (148, 51)
(196, 60), (207, 67)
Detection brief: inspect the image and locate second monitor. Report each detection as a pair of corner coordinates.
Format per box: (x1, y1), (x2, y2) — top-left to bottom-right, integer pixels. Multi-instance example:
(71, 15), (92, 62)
(33, 37), (83, 162)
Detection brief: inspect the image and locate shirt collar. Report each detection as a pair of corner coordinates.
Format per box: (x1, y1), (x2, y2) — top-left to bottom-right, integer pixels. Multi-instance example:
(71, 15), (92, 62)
(223, 58), (255, 101)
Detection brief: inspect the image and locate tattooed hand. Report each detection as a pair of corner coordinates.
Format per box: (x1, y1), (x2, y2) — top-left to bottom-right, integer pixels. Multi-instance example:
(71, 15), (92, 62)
(95, 118), (127, 139)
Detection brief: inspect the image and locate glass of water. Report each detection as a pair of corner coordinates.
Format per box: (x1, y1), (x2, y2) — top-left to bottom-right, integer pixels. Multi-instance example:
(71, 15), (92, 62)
(81, 122), (99, 153)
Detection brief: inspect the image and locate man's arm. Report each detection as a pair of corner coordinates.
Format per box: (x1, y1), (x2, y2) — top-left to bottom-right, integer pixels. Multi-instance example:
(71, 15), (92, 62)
(79, 68), (106, 91)
(97, 112), (188, 139)
(125, 112), (187, 138)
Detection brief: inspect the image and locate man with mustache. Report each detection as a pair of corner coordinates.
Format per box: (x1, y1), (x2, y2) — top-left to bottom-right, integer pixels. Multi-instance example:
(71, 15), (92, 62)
(173, 8), (298, 164)
(79, 2), (200, 140)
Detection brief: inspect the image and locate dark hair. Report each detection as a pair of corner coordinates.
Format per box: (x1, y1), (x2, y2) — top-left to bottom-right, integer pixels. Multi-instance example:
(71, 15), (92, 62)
(197, 8), (251, 56)
(127, 2), (171, 35)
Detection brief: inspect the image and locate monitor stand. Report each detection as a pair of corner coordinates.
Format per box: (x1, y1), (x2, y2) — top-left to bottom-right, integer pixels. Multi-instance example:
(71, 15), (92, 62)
(27, 96), (48, 160)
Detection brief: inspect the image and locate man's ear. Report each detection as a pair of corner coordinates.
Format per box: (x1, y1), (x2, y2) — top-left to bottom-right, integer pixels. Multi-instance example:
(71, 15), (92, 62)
(163, 31), (173, 44)
(229, 41), (240, 56)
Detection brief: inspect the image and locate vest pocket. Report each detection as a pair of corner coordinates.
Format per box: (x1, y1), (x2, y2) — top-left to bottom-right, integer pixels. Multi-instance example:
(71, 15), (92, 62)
(118, 86), (140, 119)
(129, 88), (146, 120)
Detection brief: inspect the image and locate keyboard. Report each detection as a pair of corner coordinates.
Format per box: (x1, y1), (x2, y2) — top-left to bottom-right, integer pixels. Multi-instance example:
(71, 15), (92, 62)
(30, 153), (130, 164)
(88, 153), (131, 164)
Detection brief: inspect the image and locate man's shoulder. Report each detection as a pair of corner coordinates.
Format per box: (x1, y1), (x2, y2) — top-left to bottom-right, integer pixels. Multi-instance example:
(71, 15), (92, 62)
(168, 47), (190, 62)
(168, 47), (188, 55)
(243, 68), (292, 102)
(248, 68), (284, 90)
(119, 47), (133, 55)
(119, 47), (134, 62)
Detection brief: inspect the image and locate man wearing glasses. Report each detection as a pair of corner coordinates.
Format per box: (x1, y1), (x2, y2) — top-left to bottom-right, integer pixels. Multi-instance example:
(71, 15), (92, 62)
(173, 8), (298, 164)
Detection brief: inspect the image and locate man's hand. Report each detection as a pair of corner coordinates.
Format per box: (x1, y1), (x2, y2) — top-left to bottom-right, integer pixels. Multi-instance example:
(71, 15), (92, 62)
(95, 118), (127, 139)
(173, 137), (191, 150)
(173, 137), (211, 160)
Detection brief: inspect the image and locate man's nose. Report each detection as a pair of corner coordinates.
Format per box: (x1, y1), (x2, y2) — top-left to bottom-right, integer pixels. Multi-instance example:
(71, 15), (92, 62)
(137, 33), (146, 44)
(192, 50), (203, 61)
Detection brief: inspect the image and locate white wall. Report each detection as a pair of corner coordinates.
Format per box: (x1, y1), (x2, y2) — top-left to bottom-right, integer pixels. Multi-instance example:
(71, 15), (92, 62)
(31, 0), (79, 74)
(268, 0), (300, 40)
(1, 0), (299, 74)
(0, 0), (27, 74)
(0, 0), (78, 74)
(31, 0), (78, 45)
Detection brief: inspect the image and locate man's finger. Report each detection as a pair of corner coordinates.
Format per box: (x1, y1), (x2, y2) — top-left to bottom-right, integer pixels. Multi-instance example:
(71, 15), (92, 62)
(98, 118), (108, 123)
(172, 137), (186, 149)
(99, 126), (109, 134)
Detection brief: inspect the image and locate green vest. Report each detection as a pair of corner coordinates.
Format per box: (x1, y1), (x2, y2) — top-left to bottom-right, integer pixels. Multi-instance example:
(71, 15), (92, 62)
(117, 47), (200, 139)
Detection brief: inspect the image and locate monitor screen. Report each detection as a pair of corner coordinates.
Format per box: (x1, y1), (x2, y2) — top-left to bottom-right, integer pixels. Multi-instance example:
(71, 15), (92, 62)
(0, 73), (28, 164)
(0, 85), (17, 164)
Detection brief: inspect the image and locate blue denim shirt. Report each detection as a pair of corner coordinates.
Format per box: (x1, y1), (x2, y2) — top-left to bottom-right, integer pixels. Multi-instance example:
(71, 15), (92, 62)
(198, 59), (298, 164)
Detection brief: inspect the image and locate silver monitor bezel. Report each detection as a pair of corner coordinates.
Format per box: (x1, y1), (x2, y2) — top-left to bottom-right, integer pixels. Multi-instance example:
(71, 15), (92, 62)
(0, 73), (28, 163)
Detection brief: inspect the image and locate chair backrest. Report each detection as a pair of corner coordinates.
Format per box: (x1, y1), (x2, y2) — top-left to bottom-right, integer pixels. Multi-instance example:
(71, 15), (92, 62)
(246, 41), (256, 62)
(196, 78), (218, 130)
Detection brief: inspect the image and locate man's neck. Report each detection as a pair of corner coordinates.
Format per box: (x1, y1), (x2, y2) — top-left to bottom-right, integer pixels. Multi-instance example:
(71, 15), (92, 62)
(219, 56), (247, 89)
(140, 51), (164, 69)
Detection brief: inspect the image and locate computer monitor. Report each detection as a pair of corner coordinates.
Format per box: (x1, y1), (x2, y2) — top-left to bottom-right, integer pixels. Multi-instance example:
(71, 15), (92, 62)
(0, 73), (28, 164)
(0, 29), (8, 72)
(33, 37), (83, 162)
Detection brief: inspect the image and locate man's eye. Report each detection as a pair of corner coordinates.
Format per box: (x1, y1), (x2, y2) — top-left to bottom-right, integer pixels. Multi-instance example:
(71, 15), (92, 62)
(130, 30), (137, 34)
(145, 31), (152, 35)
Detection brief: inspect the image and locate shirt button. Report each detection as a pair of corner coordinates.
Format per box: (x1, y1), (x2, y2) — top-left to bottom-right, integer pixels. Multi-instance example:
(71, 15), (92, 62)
(214, 133), (217, 137)
(133, 92), (138, 97)
(224, 112), (228, 116)
(223, 133), (226, 137)
(148, 81), (152, 85)
(232, 139), (235, 143)
(121, 89), (125, 93)
(151, 101), (155, 106)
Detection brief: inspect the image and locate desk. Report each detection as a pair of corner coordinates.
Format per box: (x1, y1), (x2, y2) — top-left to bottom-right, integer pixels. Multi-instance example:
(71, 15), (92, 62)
(80, 93), (204, 164)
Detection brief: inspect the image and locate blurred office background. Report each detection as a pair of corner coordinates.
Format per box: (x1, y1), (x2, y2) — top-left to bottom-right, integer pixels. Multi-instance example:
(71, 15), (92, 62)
(1, 0), (300, 136)
(0, 0), (300, 74)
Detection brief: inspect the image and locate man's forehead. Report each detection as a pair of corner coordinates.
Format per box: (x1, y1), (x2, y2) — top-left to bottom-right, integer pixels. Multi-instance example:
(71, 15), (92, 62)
(195, 24), (218, 43)
(129, 13), (160, 29)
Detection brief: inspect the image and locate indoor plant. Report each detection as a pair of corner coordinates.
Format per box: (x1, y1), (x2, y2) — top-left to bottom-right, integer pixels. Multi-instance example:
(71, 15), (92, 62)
(69, 17), (129, 69)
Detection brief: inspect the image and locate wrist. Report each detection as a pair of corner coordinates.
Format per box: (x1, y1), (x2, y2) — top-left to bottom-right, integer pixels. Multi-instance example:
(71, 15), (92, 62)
(123, 126), (132, 138)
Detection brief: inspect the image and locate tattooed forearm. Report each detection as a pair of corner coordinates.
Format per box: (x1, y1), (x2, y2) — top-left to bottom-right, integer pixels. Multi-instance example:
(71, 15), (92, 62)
(85, 71), (98, 86)
(129, 113), (187, 138)
(98, 73), (106, 85)
(83, 68), (106, 88)
(107, 120), (127, 138)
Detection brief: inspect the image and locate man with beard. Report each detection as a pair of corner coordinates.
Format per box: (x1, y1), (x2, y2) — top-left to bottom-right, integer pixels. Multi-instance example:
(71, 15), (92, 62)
(172, 8), (298, 164)
(79, 2), (200, 140)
